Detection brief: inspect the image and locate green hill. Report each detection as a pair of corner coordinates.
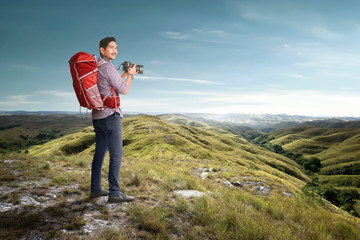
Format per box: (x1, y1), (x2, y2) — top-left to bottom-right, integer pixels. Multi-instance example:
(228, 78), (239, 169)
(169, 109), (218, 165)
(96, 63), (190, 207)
(267, 125), (360, 172)
(0, 114), (91, 153)
(1, 115), (359, 239)
(259, 124), (360, 200)
(29, 115), (309, 188)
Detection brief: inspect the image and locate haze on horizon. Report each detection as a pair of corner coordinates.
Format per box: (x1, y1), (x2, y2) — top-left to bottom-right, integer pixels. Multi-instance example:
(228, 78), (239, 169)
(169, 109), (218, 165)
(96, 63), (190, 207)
(1, 0), (360, 117)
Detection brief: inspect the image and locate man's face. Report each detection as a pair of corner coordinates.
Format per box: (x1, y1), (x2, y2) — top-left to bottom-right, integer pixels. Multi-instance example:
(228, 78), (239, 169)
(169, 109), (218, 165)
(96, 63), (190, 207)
(100, 41), (117, 61)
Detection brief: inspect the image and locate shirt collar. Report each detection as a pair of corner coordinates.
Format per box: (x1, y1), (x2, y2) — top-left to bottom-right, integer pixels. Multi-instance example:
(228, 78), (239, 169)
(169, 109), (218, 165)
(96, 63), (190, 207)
(100, 55), (111, 62)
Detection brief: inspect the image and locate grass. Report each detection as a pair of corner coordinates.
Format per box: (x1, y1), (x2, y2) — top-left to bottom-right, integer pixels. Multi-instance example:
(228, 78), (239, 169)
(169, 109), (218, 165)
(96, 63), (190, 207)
(0, 209), (42, 239)
(269, 126), (360, 165)
(318, 175), (360, 187)
(0, 115), (92, 153)
(1, 150), (360, 239)
(267, 124), (360, 191)
(27, 115), (310, 188)
(1, 115), (360, 239)
(121, 152), (359, 239)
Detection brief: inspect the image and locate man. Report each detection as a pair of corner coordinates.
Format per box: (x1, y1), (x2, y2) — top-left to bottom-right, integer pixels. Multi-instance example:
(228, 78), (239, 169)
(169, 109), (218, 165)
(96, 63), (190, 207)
(90, 37), (137, 203)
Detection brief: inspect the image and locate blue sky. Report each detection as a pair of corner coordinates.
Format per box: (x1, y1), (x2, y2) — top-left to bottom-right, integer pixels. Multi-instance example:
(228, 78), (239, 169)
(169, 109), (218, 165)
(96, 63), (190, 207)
(1, 0), (360, 117)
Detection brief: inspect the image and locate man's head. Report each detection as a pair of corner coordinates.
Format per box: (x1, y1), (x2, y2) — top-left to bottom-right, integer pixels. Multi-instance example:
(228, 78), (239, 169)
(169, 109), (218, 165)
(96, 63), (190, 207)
(99, 37), (117, 61)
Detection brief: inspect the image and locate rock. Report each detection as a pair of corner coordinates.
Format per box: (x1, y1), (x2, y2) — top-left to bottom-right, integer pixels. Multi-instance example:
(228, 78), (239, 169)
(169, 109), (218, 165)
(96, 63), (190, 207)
(0, 203), (17, 212)
(283, 191), (294, 198)
(173, 190), (205, 199)
(244, 181), (263, 186)
(231, 181), (243, 187)
(193, 167), (211, 179)
(4, 160), (19, 163)
(19, 230), (45, 240)
(253, 186), (271, 195)
(45, 193), (57, 199)
(241, 176), (252, 179)
(244, 181), (256, 186)
(223, 181), (233, 187)
(83, 212), (110, 233)
(199, 172), (209, 179)
(20, 196), (41, 206)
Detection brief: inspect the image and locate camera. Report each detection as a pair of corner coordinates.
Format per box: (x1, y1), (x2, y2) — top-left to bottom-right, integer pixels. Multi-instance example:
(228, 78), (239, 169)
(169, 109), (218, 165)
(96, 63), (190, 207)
(120, 61), (144, 74)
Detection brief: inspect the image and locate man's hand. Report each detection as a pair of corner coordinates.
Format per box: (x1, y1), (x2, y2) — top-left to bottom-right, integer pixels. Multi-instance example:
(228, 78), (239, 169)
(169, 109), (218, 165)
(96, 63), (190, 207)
(128, 64), (137, 75)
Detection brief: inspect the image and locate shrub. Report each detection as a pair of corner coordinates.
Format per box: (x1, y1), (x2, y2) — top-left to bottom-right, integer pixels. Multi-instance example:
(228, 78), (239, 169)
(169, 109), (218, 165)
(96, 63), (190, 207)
(324, 164), (360, 175)
(321, 187), (359, 217)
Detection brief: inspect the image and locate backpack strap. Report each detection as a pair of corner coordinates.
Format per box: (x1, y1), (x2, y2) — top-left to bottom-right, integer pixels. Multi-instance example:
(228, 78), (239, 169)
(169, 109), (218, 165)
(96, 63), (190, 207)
(113, 88), (118, 110)
(102, 90), (112, 102)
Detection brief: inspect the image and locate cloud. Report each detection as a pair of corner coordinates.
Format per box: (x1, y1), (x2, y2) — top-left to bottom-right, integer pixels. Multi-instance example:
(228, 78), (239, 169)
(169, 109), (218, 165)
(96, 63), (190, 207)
(161, 28), (236, 45)
(0, 91), (76, 109)
(293, 49), (360, 68)
(0, 95), (44, 106)
(120, 96), (190, 114)
(198, 89), (360, 116)
(162, 31), (188, 40)
(36, 90), (74, 97)
(150, 60), (169, 66)
(136, 76), (224, 85)
(151, 89), (360, 117)
(281, 41), (360, 68)
(239, 8), (274, 22)
(282, 73), (308, 80)
(307, 26), (342, 40)
(192, 29), (229, 38)
(9, 64), (39, 70)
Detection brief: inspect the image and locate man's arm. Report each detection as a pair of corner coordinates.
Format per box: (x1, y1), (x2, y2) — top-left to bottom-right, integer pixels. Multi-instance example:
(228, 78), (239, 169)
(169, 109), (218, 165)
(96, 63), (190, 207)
(105, 63), (137, 96)
(120, 64), (137, 95)
(120, 72), (133, 95)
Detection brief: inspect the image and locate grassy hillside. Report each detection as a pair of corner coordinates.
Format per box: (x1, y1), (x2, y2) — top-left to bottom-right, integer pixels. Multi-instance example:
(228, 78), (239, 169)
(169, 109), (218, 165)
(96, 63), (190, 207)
(1, 115), (359, 239)
(0, 114), (91, 153)
(29, 115), (309, 188)
(257, 123), (360, 215)
(267, 125), (360, 174)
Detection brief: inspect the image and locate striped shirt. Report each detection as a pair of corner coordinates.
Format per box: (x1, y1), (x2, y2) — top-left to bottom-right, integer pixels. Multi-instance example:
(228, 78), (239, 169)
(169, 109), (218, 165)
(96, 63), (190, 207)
(92, 56), (128, 119)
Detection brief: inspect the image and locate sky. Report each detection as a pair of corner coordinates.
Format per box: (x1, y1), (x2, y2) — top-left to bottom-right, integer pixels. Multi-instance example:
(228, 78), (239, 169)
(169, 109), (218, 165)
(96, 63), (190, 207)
(1, 0), (360, 117)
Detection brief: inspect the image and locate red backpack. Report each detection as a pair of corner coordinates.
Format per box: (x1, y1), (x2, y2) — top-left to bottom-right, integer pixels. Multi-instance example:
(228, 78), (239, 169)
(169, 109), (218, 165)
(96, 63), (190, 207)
(69, 52), (119, 112)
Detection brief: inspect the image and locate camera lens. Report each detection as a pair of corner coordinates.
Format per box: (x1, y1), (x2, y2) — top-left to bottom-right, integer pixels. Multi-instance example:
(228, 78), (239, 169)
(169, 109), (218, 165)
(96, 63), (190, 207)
(136, 65), (144, 74)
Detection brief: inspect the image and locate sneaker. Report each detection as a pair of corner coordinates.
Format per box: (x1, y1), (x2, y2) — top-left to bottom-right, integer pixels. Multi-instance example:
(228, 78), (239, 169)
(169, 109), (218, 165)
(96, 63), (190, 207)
(90, 190), (109, 199)
(108, 193), (135, 203)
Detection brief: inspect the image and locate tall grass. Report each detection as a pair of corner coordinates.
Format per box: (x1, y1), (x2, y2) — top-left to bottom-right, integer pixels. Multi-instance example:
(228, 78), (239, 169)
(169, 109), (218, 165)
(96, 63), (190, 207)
(2, 115), (360, 239)
(2, 150), (359, 240)
(119, 151), (360, 239)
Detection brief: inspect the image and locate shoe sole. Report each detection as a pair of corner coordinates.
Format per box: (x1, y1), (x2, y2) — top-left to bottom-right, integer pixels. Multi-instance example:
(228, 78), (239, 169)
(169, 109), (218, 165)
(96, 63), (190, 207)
(90, 192), (109, 199)
(108, 198), (134, 203)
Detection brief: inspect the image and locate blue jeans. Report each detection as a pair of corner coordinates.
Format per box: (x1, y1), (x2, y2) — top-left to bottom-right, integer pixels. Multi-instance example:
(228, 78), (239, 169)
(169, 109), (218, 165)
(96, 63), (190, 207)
(91, 113), (123, 196)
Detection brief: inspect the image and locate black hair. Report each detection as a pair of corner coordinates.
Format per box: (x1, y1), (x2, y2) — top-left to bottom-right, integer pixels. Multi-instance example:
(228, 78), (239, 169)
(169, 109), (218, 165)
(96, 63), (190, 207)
(99, 37), (116, 50)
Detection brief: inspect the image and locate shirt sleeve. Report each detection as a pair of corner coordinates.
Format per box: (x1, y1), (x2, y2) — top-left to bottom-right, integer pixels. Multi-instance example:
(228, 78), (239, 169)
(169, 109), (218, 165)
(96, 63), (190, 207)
(104, 64), (128, 95)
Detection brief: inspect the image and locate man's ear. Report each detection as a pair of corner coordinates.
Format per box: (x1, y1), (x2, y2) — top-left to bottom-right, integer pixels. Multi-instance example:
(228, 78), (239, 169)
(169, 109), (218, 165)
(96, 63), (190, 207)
(100, 47), (105, 55)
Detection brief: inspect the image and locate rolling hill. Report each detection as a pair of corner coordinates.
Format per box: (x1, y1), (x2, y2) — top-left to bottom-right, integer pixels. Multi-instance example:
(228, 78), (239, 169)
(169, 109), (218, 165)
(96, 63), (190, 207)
(1, 114), (360, 239)
(267, 124), (360, 171)
(0, 114), (92, 153)
(261, 123), (360, 194)
(29, 115), (309, 188)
